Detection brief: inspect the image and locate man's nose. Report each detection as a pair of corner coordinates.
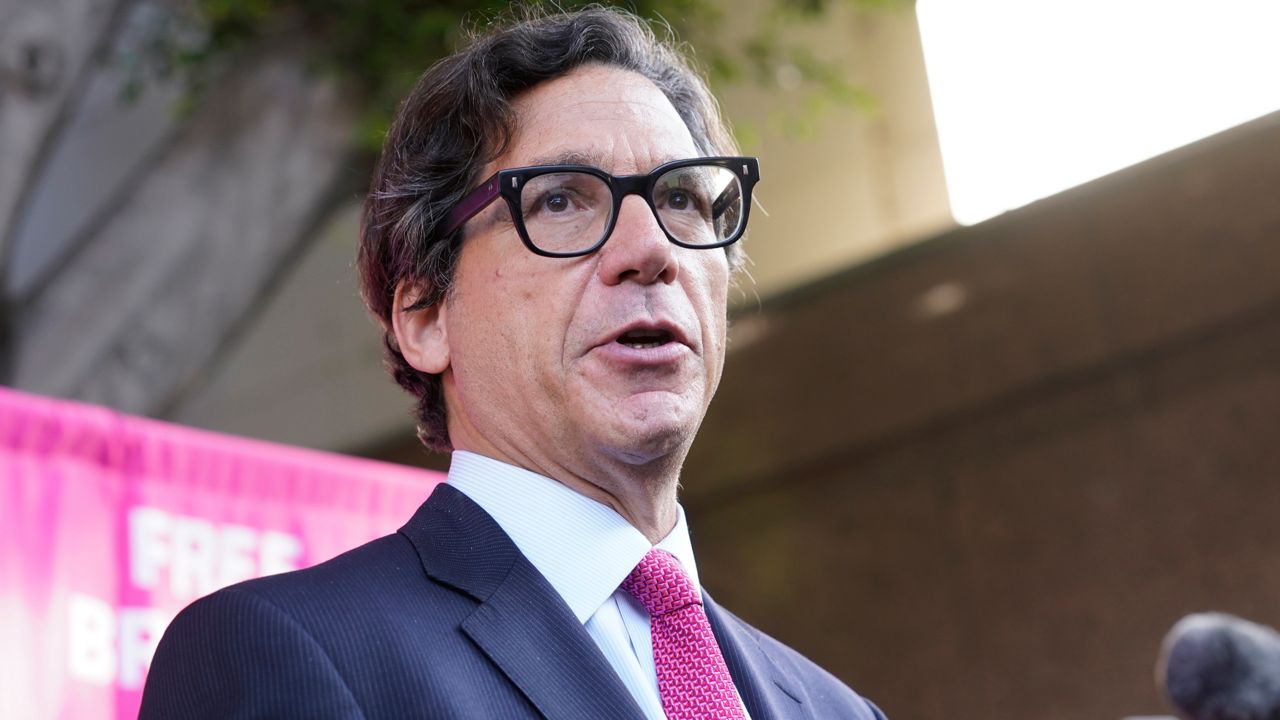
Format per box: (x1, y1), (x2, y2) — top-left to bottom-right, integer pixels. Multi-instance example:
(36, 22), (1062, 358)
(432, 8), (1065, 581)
(596, 195), (679, 286)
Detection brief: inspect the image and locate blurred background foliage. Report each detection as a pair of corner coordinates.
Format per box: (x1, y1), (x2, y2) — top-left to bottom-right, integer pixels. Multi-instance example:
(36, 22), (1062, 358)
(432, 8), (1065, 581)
(123, 0), (911, 152)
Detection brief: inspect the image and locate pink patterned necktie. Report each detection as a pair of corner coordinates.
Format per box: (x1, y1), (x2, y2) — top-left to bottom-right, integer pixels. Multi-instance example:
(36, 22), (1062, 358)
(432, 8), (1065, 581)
(621, 549), (745, 720)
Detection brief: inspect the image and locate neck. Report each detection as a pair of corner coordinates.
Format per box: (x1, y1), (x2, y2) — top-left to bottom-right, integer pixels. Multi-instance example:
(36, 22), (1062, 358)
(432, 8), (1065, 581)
(444, 391), (694, 543)
(454, 441), (686, 544)
(555, 458), (681, 543)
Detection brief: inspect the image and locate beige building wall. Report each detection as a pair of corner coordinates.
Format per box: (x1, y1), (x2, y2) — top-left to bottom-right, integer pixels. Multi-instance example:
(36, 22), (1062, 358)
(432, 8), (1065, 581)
(715, 2), (954, 305)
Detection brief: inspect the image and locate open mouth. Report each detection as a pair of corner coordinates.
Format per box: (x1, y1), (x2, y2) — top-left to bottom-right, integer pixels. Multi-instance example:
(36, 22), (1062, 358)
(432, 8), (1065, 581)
(616, 328), (674, 350)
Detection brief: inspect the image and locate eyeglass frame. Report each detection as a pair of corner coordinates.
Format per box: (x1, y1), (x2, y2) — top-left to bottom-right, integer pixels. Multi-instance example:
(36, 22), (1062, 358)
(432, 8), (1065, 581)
(442, 156), (760, 258)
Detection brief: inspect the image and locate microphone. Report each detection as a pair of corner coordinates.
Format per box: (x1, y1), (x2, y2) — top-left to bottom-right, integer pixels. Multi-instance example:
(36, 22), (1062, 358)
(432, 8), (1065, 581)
(1158, 612), (1280, 720)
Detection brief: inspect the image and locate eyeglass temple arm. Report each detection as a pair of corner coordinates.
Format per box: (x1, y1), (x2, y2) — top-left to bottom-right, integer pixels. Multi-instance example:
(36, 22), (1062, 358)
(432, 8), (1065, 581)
(443, 173), (501, 236)
(711, 181), (742, 221)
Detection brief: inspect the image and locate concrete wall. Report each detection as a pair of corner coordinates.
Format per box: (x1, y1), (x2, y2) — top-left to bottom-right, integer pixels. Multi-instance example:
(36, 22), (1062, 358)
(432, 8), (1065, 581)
(169, 203), (413, 454)
(680, 111), (1280, 719)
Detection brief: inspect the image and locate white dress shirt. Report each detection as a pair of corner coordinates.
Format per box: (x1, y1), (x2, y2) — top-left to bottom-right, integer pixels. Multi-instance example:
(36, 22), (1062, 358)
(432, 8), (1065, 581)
(446, 451), (751, 720)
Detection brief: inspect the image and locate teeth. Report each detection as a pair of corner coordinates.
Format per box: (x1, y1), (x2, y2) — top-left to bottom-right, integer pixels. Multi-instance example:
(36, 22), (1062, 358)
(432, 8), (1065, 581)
(621, 340), (663, 349)
(617, 330), (671, 349)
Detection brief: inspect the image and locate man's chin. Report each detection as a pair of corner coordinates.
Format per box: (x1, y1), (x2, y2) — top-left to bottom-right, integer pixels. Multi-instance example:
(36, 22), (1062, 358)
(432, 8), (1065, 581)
(598, 393), (703, 466)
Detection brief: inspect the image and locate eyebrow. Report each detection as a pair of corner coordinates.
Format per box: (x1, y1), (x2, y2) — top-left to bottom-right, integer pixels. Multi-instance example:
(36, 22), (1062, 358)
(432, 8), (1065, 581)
(524, 150), (604, 167)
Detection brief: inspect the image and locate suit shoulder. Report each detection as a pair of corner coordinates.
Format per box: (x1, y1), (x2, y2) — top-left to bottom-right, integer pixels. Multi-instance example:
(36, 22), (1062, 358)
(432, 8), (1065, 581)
(716, 604), (888, 720)
(143, 532), (468, 718)
(147, 532), (421, 674)
(142, 579), (365, 718)
(144, 533), (414, 649)
(226, 532), (419, 604)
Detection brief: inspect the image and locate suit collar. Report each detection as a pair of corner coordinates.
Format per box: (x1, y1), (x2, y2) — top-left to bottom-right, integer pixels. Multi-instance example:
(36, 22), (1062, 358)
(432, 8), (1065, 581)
(399, 484), (647, 720)
(705, 594), (809, 720)
(398, 482), (517, 601)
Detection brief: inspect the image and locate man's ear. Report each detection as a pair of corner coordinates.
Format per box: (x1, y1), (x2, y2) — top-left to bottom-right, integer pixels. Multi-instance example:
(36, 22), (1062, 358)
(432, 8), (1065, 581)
(391, 281), (450, 375)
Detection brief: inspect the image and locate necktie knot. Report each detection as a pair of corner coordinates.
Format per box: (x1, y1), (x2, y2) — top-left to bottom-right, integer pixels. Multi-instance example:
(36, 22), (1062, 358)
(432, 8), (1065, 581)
(619, 548), (744, 719)
(621, 548), (702, 617)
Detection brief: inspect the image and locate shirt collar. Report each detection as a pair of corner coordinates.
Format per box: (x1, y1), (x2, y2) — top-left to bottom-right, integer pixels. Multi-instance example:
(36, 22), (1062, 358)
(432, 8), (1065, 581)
(445, 451), (701, 624)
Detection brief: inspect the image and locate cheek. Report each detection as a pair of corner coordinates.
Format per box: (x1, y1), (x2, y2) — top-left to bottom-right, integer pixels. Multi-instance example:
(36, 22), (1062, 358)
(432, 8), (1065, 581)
(706, 318), (728, 383)
(495, 275), (586, 375)
(698, 261), (731, 332)
(452, 257), (531, 362)
(455, 240), (554, 331)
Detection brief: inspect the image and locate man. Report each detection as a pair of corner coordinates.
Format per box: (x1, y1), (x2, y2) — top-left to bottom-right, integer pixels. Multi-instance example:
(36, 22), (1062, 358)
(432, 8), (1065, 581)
(141, 7), (885, 719)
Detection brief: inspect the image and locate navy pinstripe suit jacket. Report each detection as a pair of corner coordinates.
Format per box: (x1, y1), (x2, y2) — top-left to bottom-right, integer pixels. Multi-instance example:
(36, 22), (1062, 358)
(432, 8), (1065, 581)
(140, 483), (885, 719)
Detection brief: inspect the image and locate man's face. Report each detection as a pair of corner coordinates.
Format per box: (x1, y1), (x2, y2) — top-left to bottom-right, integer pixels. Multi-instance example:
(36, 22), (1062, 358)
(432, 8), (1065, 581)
(427, 64), (731, 479)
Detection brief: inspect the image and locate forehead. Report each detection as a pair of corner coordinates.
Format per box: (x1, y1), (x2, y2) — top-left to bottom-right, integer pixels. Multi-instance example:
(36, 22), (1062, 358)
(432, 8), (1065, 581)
(499, 64), (702, 173)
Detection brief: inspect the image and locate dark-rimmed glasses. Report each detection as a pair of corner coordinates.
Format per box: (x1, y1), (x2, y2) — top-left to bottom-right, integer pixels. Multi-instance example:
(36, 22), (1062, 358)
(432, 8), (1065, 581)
(443, 156), (760, 258)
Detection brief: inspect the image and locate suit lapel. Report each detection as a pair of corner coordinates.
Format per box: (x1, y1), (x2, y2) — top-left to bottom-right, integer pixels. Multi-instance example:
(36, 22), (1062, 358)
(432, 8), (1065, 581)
(705, 594), (809, 720)
(400, 484), (646, 720)
(461, 560), (648, 720)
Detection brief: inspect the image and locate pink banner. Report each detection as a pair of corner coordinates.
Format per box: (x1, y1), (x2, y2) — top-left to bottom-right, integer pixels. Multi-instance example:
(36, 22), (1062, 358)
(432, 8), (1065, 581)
(0, 386), (442, 720)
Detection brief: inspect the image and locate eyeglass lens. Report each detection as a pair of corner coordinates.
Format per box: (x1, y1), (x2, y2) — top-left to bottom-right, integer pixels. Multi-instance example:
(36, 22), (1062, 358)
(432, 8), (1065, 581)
(517, 165), (745, 254)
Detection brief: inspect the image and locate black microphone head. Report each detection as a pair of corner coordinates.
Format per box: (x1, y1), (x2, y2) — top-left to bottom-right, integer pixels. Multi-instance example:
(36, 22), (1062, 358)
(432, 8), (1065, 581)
(1158, 612), (1280, 720)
